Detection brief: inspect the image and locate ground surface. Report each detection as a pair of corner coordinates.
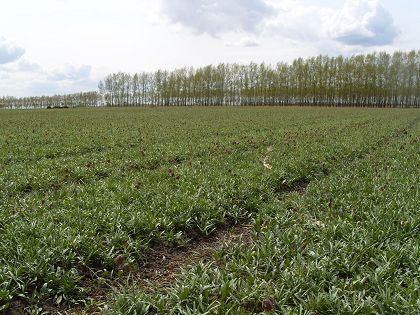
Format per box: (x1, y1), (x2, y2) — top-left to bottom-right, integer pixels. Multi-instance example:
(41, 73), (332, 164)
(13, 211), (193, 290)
(0, 107), (418, 314)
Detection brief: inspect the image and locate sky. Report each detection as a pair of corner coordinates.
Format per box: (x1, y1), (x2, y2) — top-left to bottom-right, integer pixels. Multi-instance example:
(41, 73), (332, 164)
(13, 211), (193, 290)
(0, 0), (418, 97)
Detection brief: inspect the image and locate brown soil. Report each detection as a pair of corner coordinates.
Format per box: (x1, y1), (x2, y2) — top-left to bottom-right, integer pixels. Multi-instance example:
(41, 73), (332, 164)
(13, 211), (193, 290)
(135, 222), (254, 289)
(8, 222), (253, 315)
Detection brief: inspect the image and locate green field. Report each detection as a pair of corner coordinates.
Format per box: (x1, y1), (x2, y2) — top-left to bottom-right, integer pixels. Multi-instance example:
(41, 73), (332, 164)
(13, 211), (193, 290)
(0, 107), (419, 314)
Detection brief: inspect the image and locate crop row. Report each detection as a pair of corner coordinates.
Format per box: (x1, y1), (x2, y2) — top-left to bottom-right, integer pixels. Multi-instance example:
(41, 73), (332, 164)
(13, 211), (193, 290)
(0, 107), (418, 311)
(106, 117), (419, 314)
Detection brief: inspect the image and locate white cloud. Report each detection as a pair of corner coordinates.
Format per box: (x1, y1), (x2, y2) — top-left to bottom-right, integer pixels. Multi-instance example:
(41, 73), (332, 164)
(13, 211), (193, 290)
(265, 0), (398, 47)
(265, 2), (332, 42)
(1, 59), (43, 73)
(48, 64), (92, 81)
(0, 59), (97, 96)
(161, 0), (275, 37)
(0, 37), (25, 64)
(327, 0), (399, 46)
(0, 71), (10, 80)
(162, 0), (400, 49)
(239, 37), (260, 47)
(226, 37), (260, 47)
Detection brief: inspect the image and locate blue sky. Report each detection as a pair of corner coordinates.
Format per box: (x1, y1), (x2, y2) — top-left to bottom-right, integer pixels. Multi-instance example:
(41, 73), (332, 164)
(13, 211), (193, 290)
(0, 0), (418, 97)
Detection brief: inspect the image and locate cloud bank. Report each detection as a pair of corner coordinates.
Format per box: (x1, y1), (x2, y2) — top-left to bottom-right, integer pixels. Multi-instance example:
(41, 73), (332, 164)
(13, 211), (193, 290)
(0, 37), (25, 64)
(328, 0), (399, 46)
(49, 64), (92, 81)
(161, 0), (274, 37)
(161, 0), (399, 48)
(0, 43), (97, 97)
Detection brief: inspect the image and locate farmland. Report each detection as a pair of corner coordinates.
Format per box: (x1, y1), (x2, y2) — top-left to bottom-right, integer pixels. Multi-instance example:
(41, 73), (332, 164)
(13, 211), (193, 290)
(0, 107), (419, 314)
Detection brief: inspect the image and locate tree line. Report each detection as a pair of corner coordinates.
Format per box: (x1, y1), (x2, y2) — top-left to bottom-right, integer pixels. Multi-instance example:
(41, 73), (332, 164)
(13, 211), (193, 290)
(0, 91), (100, 109)
(1, 50), (419, 109)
